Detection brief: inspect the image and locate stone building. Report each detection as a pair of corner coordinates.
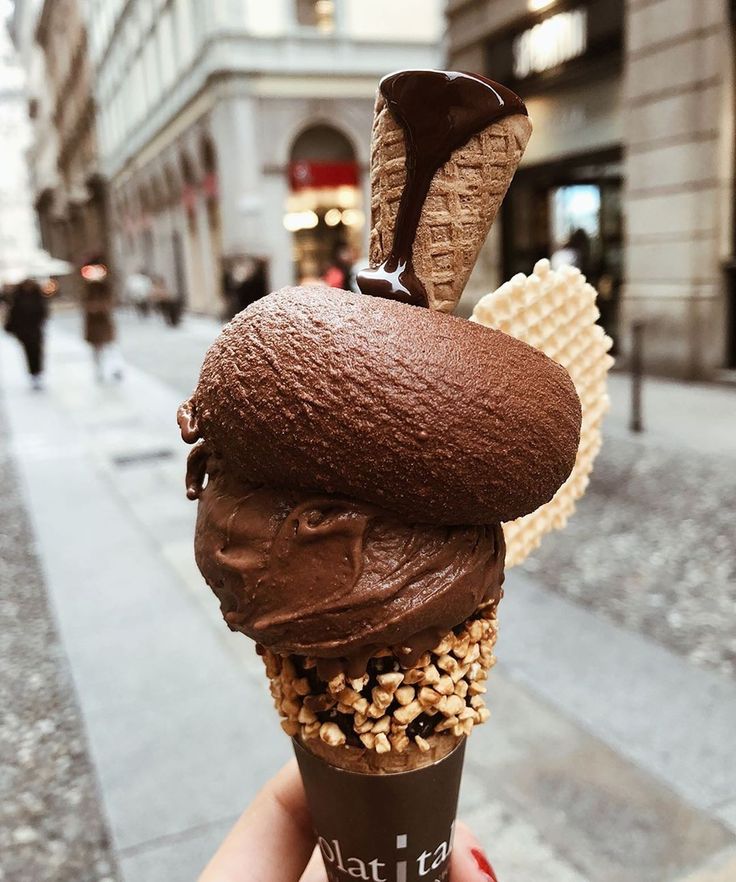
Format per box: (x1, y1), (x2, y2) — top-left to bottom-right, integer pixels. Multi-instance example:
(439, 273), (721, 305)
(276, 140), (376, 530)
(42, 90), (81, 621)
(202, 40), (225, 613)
(16, 0), (109, 289)
(0, 20), (39, 283)
(447, 0), (735, 379)
(82, 0), (442, 315)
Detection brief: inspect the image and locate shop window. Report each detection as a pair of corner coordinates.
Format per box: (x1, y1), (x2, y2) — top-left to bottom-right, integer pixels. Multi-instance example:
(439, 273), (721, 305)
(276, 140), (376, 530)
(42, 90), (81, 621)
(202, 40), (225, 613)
(295, 0), (335, 32)
(286, 123), (363, 286)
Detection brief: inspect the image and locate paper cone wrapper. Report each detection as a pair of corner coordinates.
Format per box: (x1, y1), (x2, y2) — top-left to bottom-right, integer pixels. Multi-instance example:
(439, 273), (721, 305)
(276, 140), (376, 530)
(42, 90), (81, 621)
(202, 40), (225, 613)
(294, 736), (466, 882)
(368, 94), (532, 313)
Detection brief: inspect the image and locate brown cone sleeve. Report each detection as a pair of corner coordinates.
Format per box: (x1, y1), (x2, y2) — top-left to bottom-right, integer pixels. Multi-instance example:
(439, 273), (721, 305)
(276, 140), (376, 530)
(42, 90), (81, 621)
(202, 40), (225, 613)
(294, 736), (466, 882)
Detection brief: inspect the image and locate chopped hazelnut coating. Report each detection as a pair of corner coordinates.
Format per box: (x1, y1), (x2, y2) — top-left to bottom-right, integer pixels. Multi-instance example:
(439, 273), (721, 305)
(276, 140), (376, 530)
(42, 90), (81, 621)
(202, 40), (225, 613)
(262, 604), (498, 753)
(395, 685), (416, 706)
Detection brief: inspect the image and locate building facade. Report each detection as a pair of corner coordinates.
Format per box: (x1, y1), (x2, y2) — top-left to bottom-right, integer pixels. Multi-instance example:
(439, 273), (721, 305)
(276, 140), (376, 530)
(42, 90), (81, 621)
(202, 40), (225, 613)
(16, 0), (110, 292)
(447, 0), (735, 379)
(0, 20), (39, 283)
(83, 0), (442, 316)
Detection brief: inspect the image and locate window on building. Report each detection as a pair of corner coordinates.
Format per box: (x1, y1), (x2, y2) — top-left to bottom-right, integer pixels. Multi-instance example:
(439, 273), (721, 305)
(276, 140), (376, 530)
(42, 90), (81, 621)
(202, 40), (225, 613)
(295, 0), (335, 32)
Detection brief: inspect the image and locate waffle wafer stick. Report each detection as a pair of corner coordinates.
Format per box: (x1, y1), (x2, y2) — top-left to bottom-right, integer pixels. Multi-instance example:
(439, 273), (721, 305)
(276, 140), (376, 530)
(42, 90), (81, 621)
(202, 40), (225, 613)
(368, 93), (532, 313)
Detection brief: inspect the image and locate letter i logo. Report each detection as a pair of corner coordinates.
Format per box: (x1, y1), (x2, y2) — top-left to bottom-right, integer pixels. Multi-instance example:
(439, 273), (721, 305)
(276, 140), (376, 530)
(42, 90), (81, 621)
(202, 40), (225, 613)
(396, 833), (407, 882)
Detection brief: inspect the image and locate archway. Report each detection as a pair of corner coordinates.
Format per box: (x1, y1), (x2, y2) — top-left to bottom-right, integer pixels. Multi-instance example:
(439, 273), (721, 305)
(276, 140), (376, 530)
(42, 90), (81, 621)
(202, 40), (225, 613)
(287, 123), (363, 285)
(164, 162), (187, 307)
(180, 148), (206, 311)
(138, 182), (155, 272)
(201, 135), (222, 309)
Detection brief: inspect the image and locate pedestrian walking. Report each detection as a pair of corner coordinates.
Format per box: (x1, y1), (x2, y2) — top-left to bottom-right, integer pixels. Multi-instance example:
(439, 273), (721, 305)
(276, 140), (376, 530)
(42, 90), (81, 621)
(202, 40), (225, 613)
(150, 274), (179, 326)
(222, 257), (269, 318)
(322, 242), (355, 291)
(3, 277), (49, 390)
(81, 259), (122, 382)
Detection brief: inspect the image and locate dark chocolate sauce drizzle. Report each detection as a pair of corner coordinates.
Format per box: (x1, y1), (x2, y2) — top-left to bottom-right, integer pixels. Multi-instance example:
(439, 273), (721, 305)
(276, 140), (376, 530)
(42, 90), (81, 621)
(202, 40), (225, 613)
(357, 70), (527, 307)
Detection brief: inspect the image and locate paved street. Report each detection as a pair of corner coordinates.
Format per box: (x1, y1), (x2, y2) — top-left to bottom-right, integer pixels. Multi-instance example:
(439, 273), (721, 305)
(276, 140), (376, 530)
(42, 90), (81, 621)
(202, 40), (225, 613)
(0, 416), (119, 882)
(2, 308), (736, 882)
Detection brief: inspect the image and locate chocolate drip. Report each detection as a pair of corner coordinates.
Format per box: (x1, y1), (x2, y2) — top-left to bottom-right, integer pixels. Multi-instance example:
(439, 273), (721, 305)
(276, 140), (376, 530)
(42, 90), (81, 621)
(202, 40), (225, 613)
(185, 443), (210, 500)
(357, 70), (527, 307)
(177, 400), (201, 444)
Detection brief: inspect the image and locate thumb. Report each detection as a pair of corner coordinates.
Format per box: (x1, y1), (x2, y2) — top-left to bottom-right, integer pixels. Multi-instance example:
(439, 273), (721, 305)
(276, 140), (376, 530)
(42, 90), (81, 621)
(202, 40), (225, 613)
(451, 821), (499, 882)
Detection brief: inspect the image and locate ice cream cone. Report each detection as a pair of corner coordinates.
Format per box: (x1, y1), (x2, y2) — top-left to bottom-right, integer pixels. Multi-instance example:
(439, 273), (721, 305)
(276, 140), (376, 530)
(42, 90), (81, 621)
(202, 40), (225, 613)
(368, 93), (532, 313)
(263, 601), (497, 880)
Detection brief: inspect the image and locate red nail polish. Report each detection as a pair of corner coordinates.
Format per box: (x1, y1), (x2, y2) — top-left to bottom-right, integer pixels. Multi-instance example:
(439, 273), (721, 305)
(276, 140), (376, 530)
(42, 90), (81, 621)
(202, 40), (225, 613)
(471, 847), (498, 881)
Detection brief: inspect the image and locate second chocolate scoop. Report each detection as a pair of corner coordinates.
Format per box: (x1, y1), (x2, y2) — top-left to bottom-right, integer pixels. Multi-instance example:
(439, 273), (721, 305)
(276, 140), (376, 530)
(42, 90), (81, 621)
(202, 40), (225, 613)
(185, 285), (581, 525)
(193, 459), (504, 668)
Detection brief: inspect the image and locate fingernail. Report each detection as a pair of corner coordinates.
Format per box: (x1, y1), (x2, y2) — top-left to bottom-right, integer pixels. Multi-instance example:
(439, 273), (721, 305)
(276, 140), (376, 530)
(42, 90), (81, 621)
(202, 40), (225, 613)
(471, 847), (498, 881)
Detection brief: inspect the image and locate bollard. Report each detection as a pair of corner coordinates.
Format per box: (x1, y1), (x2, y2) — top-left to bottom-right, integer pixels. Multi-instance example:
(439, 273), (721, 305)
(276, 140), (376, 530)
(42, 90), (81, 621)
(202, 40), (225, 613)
(630, 321), (644, 433)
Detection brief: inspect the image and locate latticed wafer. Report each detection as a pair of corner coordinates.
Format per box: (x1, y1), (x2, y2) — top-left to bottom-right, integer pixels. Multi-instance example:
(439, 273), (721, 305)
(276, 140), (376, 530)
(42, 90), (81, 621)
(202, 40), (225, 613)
(368, 94), (532, 313)
(472, 259), (614, 567)
(262, 603), (498, 767)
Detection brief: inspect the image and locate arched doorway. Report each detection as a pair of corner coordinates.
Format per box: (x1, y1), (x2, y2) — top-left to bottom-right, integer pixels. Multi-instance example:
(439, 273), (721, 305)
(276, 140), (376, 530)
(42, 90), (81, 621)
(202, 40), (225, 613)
(136, 182), (155, 273)
(180, 149), (206, 312)
(287, 124), (363, 285)
(164, 163), (188, 307)
(201, 136), (222, 308)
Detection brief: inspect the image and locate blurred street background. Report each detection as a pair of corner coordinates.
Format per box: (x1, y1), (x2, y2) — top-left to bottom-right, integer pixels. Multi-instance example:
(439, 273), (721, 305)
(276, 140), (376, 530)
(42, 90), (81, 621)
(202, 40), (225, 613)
(1, 1), (736, 881)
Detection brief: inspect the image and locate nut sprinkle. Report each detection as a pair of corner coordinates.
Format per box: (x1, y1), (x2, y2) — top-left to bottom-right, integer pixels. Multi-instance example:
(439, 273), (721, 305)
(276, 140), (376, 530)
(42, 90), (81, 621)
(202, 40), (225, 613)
(263, 604), (498, 753)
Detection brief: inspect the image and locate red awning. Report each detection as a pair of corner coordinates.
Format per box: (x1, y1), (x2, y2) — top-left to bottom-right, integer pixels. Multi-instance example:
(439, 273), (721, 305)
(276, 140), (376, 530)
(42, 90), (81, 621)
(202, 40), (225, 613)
(289, 160), (359, 191)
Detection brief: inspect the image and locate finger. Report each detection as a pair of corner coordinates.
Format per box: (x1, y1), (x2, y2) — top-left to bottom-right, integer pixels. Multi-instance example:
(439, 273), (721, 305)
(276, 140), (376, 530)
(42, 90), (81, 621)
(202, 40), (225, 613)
(298, 845), (328, 882)
(451, 821), (499, 882)
(199, 759), (316, 882)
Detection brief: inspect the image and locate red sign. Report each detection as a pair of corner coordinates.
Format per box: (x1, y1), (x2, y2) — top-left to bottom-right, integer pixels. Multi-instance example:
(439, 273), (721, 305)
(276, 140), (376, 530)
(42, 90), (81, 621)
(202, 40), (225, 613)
(289, 160), (359, 191)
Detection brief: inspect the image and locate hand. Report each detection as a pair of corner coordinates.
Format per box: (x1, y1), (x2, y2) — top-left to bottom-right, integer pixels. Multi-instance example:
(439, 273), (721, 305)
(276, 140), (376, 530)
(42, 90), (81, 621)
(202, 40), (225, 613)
(199, 760), (499, 882)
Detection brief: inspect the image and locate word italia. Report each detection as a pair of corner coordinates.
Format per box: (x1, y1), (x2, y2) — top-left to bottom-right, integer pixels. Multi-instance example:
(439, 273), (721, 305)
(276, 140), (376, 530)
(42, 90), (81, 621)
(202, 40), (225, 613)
(318, 826), (454, 880)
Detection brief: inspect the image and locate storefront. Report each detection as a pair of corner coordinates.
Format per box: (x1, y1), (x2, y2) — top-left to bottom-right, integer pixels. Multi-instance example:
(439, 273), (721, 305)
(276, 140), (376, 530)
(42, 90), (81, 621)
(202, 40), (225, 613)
(286, 124), (365, 285)
(485, 0), (624, 344)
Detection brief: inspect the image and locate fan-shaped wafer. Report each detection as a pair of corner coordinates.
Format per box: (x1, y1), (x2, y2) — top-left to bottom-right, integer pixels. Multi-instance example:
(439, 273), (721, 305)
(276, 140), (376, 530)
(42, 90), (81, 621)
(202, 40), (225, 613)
(472, 259), (614, 566)
(368, 93), (532, 313)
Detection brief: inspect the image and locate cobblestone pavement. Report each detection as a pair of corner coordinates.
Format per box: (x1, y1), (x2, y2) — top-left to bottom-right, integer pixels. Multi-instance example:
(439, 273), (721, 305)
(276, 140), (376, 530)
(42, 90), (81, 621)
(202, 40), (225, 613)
(0, 408), (119, 882)
(522, 434), (736, 678)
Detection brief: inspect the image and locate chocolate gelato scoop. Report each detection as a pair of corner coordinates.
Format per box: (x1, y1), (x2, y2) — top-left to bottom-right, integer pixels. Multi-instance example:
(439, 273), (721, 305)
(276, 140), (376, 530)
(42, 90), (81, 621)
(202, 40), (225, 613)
(181, 286), (581, 525)
(191, 456), (504, 671)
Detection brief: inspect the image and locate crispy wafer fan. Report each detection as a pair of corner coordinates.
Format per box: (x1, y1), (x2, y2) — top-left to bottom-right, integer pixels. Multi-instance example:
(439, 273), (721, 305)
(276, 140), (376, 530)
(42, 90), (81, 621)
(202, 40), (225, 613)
(472, 259), (615, 566)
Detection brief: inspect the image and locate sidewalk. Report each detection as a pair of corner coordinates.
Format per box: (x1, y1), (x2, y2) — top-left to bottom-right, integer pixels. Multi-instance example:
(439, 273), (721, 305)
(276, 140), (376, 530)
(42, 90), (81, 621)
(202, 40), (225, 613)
(2, 320), (736, 882)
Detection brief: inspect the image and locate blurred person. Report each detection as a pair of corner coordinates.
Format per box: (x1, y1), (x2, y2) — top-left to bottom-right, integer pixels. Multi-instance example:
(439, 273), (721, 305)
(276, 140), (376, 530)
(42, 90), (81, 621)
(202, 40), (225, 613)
(150, 274), (178, 326)
(223, 256), (270, 318)
(125, 267), (153, 318)
(81, 259), (123, 382)
(236, 257), (269, 312)
(199, 761), (499, 882)
(322, 242), (355, 291)
(551, 228), (591, 278)
(3, 277), (49, 391)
